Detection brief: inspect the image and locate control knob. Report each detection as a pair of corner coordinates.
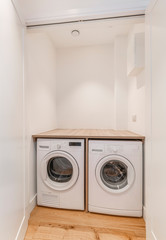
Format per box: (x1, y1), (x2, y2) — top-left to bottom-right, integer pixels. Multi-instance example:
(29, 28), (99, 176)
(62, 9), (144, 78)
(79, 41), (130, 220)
(57, 144), (61, 150)
(112, 146), (118, 153)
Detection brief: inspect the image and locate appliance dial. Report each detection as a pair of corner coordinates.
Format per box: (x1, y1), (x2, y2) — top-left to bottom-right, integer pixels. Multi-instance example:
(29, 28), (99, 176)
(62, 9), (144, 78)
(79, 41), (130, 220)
(112, 146), (118, 153)
(57, 144), (61, 150)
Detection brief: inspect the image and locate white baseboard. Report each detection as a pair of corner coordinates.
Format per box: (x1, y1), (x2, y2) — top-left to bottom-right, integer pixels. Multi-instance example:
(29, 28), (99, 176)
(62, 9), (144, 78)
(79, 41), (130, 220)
(15, 194), (37, 240)
(15, 216), (29, 240)
(26, 194), (37, 217)
(151, 230), (158, 240)
(143, 205), (146, 222)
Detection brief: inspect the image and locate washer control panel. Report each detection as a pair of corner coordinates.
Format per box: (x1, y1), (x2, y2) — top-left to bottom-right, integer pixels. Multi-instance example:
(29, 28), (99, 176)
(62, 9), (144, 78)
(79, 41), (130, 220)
(90, 143), (121, 154)
(50, 139), (84, 151)
(89, 140), (141, 156)
(105, 145), (121, 154)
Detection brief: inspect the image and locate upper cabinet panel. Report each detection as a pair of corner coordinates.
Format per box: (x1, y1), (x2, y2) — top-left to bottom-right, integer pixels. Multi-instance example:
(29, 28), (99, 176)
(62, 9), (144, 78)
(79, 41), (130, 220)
(127, 24), (145, 77)
(13, 0), (150, 26)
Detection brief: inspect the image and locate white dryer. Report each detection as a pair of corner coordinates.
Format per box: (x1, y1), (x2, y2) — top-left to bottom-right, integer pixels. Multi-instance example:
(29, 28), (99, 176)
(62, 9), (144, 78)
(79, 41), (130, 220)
(37, 138), (84, 210)
(88, 140), (142, 217)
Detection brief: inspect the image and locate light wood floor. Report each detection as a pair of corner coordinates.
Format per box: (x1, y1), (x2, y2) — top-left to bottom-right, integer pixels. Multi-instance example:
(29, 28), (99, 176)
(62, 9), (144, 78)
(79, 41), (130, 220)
(24, 206), (146, 240)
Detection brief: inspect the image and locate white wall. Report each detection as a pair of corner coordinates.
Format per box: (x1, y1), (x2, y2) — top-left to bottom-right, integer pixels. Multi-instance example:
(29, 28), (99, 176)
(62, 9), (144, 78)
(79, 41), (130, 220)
(0, 1), (25, 239)
(128, 71), (145, 135)
(146, 0), (166, 239)
(56, 45), (115, 129)
(114, 36), (128, 130)
(25, 32), (57, 213)
(0, 2), (146, 239)
(127, 24), (145, 135)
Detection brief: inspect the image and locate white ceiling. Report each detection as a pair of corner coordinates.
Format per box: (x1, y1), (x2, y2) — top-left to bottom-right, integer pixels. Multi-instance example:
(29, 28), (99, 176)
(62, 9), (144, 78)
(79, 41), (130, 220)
(13, 0), (150, 26)
(28, 16), (144, 48)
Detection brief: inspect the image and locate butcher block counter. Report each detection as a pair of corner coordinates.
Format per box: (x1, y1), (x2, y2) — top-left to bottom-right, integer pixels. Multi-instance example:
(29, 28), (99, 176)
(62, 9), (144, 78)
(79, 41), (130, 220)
(32, 129), (144, 140)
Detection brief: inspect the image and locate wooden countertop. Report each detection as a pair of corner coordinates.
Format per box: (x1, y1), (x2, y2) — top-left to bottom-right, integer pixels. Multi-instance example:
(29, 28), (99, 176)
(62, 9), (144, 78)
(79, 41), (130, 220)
(32, 129), (145, 140)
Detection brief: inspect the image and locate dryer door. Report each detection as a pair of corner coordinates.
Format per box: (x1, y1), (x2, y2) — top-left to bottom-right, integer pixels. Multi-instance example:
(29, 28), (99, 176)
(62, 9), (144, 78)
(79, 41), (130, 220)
(41, 151), (79, 191)
(96, 155), (135, 193)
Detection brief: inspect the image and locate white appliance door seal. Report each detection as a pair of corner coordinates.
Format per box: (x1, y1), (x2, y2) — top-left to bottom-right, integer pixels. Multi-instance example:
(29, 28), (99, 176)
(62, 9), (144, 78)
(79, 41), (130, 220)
(41, 151), (79, 191)
(96, 155), (135, 194)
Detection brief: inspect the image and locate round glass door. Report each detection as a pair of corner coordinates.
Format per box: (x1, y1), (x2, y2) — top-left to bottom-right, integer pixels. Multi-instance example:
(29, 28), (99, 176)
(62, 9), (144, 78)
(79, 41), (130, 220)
(47, 157), (73, 183)
(96, 155), (135, 193)
(41, 151), (79, 191)
(101, 160), (127, 190)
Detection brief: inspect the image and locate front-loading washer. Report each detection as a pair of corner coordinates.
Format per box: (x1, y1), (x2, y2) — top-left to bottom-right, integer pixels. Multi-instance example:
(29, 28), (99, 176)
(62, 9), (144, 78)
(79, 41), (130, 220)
(37, 138), (84, 210)
(88, 140), (142, 217)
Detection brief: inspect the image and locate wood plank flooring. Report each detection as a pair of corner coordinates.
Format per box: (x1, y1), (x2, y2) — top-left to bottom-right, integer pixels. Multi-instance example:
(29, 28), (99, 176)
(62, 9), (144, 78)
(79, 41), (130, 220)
(24, 207), (146, 240)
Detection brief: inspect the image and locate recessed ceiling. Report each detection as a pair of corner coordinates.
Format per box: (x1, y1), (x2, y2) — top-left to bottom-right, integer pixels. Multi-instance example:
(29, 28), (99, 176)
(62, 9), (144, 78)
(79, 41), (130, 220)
(13, 0), (150, 26)
(27, 16), (145, 48)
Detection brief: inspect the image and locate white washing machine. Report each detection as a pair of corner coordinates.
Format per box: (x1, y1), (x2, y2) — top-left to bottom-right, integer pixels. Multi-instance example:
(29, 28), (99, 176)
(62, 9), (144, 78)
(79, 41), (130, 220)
(88, 140), (142, 217)
(37, 138), (84, 210)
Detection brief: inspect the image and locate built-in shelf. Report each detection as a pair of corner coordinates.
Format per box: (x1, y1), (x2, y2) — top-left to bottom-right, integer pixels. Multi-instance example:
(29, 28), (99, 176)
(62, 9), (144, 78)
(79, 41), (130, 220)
(32, 129), (145, 140)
